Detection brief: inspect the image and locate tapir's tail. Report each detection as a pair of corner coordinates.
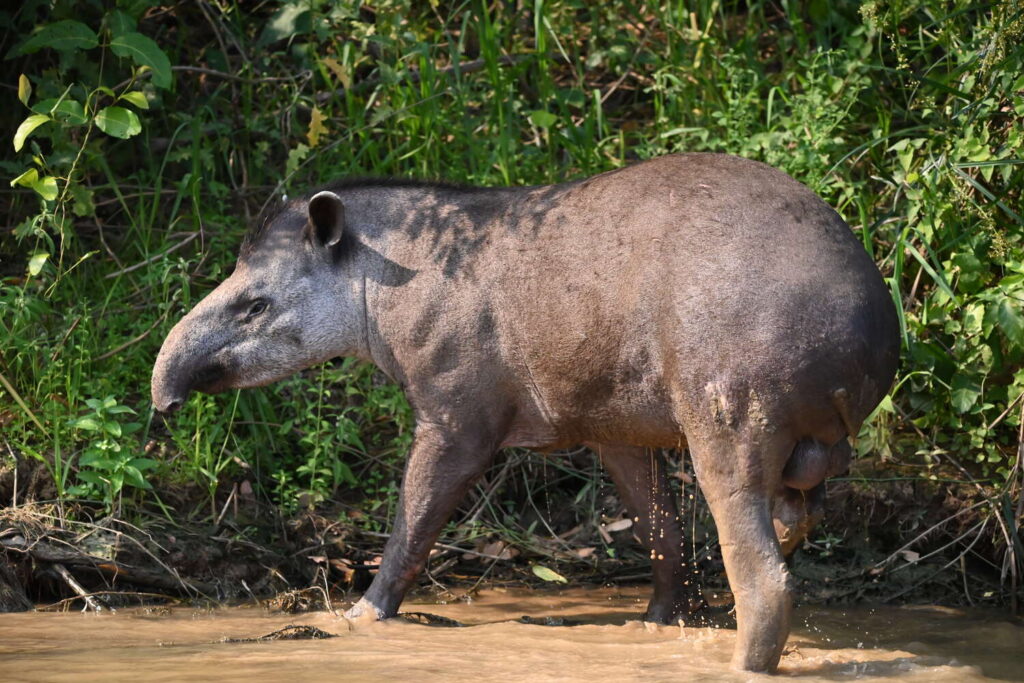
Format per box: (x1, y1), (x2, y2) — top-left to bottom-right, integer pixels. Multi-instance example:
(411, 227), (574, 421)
(830, 387), (859, 444)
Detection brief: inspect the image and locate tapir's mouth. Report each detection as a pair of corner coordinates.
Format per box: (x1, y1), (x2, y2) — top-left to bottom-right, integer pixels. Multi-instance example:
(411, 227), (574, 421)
(190, 362), (232, 394)
(152, 359), (232, 413)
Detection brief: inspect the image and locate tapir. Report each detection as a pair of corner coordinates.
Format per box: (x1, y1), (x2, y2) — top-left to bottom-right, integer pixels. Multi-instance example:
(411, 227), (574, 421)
(151, 153), (899, 672)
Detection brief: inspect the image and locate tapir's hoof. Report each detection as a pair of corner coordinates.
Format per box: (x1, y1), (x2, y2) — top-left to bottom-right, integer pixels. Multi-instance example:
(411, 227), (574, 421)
(643, 597), (708, 625)
(731, 652), (781, 675)
(343, 597), (392, 626)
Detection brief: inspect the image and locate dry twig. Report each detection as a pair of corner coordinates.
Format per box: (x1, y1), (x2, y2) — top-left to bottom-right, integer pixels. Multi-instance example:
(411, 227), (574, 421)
(53, 563), (108, 613)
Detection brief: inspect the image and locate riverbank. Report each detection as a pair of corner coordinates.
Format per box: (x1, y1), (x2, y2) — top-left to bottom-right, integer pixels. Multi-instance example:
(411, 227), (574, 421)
(1, 453), (1017, 616)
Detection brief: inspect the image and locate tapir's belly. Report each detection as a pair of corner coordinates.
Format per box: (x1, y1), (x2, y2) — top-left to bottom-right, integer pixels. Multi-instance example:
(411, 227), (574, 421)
(497, 352), (685, 450)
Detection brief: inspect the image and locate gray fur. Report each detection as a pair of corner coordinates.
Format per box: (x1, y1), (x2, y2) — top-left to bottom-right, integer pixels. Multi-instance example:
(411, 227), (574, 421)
(152, 153), (899, 672)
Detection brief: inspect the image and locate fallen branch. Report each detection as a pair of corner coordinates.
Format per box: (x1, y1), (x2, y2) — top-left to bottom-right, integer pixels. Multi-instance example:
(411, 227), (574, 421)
(115, 65), (309, 90)
(53, 562), (108, 613)
(872, 499), (988, 571)
(40, 590), (179, 612)
(171, 65), (306, 84)
(222, 624), (339, 643)
(357, 530), (510, 562)
(0, 534), (217, 597)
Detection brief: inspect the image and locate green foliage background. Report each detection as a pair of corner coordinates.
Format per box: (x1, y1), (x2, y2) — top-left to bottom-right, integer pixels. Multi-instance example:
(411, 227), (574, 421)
(1, 0), (1021, 581)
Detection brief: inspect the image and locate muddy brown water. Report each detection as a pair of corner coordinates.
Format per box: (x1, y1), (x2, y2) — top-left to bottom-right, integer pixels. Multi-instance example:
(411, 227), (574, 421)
(1, 586), (1020, 682)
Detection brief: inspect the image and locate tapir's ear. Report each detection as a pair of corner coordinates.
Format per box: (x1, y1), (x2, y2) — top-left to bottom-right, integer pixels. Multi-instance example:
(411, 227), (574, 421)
(305, 191), (345, 248)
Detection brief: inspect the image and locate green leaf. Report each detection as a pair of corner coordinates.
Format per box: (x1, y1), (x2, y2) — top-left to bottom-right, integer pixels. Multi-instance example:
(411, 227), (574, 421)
(32, 98), (88, 126)
(10, 168), (39, 188)
(557, 88), (586, 108)
(334, 460), (357, 485)
(18, 74), (31, 106)
(94, 106), (142, 139)
(950, 374), (981, 414)
(51, 100), (86, 126)
(71, 184), (95, 217)
(285, 143), (310, 176)
(76, 471), (105, 486)
(531, 564), (568, 583)
(74, 417), (102, 431)
(27, 252), (48, 277)
(14, 114), (50, 152)
(952, 251), (985, 294)
(999, 273), (1024, 289)
(11, 170), (58, 200)
(259, 3), (313, 45)
(109, 32), (172, 89)
(107, 10), (136, 38)
(78, 450), (101, 466)
(528, 110), (558, 128)
(103, 421), (122, 438)
(55, 100), (87, 126)
(993, 297), (1024, 348)
(90, 459), (119, 473)
(18, 20), (99, 54)
(119, 91), (149, 109)
(106, 405), (136, 415)
(32, 176), (58, 201)
(122, 466), (152, 490)
(128, 458), (159, 471)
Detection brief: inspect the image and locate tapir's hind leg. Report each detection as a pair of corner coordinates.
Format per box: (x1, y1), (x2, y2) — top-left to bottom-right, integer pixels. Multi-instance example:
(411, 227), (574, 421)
(590, 443), (700, 623)
(688, 431), (793, 673)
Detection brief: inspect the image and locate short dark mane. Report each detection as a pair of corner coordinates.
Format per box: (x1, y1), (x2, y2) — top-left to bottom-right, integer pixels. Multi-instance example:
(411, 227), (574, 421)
(316, 176), (482, 195)
(241, 176), (491, 254)
(241, 196), (290, 256)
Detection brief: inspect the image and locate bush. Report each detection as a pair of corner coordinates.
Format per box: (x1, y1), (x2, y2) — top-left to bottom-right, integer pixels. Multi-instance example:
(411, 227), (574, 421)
(0, 2), (1020, 550)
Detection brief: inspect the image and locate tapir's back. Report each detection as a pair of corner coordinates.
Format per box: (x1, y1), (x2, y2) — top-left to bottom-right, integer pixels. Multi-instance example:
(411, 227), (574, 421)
(479, 154), (898, 445)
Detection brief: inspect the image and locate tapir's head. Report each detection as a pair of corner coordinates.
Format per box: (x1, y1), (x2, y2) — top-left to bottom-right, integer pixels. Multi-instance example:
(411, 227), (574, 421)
(152, 191), (364, 413)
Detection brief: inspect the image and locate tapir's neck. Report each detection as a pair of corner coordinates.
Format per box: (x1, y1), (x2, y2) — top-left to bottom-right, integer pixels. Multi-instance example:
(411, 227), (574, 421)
(357, 270), (408, 387)
(337, 188), (446, 388)
(335, 184), (527, 390)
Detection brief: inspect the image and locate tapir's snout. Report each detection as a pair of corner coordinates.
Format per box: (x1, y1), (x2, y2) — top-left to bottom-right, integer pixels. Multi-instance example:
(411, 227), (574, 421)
(153, 389), (186, 414)
(151, 299), (233, 414)
(152, 344), (233, 413)
(151, 342), (193, 414)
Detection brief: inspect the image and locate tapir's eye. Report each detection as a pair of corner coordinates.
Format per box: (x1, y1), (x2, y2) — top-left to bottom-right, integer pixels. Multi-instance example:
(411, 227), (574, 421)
(246, 299), (268, 318)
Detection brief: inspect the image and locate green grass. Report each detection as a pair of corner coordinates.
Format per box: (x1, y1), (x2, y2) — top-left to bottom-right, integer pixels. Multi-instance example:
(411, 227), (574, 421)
(0, 0), (1021, 598)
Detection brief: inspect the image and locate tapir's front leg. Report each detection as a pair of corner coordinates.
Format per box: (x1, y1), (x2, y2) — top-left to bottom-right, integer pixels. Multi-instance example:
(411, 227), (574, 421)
(346, 423), (495, 620)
